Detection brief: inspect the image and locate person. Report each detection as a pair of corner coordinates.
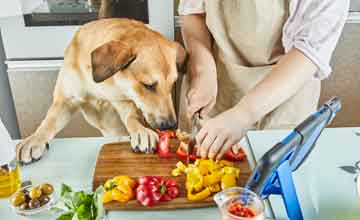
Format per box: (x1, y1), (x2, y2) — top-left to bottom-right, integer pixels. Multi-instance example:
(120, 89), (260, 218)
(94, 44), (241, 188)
(178, 0), (349, 160)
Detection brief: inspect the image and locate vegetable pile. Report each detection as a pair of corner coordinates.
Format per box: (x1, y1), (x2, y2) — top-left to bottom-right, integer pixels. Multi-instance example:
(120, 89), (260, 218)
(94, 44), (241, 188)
(52, 184), (105, 220)
(171, 159), (240, 201)
(102, 175), (180, 207)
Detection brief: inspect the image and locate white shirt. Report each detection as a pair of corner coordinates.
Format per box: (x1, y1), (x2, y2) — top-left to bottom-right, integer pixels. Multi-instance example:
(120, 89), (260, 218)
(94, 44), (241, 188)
(178, 0), (350, 79)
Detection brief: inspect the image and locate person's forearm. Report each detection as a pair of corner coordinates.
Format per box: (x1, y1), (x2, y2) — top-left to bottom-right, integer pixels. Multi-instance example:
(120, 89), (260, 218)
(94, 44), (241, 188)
(235, 48), (318, 125)
(180, 15), (217, 79)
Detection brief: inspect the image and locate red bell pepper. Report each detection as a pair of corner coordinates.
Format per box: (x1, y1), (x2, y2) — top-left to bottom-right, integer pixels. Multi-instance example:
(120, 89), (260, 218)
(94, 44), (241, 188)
(136, 176), (179, 206)
(157, 134), (171, 158)
(156, 130), (176, 138)
(156, 130), (176, 158)
(224, 147), (246, 161)
(176, 141), (198, 162)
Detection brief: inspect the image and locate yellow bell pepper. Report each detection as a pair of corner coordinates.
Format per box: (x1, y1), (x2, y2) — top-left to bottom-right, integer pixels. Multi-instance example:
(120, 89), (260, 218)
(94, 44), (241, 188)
(219, 160), (235, 167)
(103, 176), (136, 204)
(208, 184), (221, 193)
(221, 173), (237, 190)
(116, 183), (134, 200)
(203, 171), (223, 187)
(111, 188), (130, 203)
(103, 190), (113, 203)
(186, 168), (203, 192)
(223, 167), (240, 177)
(113, 176), (136, 189)
(187, 187), (212, 201)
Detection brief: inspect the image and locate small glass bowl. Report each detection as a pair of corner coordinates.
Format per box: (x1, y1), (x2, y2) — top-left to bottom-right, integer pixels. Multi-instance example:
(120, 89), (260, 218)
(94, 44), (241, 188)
(10, 184), (55, 216)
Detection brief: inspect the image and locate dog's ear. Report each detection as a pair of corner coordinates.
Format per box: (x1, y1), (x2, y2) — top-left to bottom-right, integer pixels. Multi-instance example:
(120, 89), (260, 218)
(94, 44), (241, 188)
(174, 42), (188, 74)
(91, 40), (136, 83)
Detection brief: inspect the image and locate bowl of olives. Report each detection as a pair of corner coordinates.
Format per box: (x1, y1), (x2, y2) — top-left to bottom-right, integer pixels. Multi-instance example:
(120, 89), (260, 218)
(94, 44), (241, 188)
(10, 183), (54, 215)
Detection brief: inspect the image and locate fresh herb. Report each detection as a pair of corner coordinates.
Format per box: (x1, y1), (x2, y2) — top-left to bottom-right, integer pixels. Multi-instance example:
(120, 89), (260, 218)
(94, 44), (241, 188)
(52, 184), (105, 220)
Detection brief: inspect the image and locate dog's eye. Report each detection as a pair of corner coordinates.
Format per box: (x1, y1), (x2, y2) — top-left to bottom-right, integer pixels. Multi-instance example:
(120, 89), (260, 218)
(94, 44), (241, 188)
(142, 82), (158, 92)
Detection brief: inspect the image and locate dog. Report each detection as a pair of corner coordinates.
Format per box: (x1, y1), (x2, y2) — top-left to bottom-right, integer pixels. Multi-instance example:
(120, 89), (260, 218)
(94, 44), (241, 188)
(16, 18), (187, 164)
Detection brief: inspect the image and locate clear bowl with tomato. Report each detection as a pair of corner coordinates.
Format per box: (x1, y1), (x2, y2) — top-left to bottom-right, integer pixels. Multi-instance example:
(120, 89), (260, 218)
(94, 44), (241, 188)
(214, 187), (265, 220)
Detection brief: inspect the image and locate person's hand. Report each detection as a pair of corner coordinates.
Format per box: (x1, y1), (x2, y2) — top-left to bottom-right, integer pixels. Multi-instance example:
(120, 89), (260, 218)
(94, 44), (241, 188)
(186, 61), (218, 119)
(195, 107), (252, 160)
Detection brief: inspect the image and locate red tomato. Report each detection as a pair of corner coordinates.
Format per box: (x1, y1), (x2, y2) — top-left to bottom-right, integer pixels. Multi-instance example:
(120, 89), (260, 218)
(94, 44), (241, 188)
(227, 202), (256, 218)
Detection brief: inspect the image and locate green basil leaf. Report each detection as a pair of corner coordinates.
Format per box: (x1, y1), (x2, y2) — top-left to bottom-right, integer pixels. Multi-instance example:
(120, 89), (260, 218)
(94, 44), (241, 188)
(76, 204), (92, 220)
(94, 186), (105, 220)
(61, 184), (73, 197)
(73, 191), (92, 209)
(56, 212), (74, 220)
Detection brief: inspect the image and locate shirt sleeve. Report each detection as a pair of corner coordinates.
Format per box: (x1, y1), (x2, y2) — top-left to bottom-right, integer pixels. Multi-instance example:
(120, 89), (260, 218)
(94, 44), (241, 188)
(178, 0), (205, 15)
(282, 0), (350, 79)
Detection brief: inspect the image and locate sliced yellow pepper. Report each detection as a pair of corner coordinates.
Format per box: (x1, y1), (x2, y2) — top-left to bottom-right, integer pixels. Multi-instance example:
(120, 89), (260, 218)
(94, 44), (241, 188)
(221, 173), (237, 190)
(208, 184), (221, 193)
(203, 171), (223, 186)
(219, 160), (235, 167)
(176, 161), (187, 171)
(187, 187), (212, 201)
(186, 168), (203, 192)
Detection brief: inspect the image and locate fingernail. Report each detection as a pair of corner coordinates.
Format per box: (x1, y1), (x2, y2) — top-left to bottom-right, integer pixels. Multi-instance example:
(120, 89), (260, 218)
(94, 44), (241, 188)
(208, 153), (214, 160)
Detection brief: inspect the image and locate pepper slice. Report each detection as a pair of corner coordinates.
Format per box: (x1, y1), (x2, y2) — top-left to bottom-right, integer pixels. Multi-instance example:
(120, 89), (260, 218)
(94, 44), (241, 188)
(187, 187), (212, 201)
(157, 134), (171, 158)
(224, 147), (246, 161)
(176, 141), (198, 162)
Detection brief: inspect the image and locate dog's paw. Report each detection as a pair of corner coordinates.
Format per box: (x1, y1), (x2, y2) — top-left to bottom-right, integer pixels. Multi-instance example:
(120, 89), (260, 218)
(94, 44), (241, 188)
(16, 136), (49, 164)
(130, 127), (159, 154)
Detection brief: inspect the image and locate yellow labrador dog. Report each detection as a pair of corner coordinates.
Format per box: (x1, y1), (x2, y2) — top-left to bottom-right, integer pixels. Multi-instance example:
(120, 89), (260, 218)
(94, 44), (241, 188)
(16, 18), (187, 164)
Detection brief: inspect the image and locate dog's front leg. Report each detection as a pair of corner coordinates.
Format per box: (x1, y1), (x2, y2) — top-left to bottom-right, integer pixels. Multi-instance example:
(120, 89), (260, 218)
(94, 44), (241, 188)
(112, 101), (158, 153)
(16, 98), (77, 163)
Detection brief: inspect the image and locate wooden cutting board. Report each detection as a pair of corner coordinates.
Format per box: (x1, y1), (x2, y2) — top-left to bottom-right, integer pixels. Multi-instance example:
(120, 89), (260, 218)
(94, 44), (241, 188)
(92, 140), (251, 210)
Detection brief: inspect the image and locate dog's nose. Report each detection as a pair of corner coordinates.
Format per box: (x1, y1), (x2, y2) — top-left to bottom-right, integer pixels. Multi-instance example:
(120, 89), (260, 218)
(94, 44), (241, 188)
(159, 120), (177, 131)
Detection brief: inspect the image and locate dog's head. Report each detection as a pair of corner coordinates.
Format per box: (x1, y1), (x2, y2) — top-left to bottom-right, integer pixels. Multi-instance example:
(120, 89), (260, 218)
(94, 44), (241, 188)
(91, 30), (187, 131)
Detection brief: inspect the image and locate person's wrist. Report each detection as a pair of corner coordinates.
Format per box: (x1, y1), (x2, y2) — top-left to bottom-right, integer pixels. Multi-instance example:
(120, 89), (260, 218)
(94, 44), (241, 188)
(232, 99), (258, 128)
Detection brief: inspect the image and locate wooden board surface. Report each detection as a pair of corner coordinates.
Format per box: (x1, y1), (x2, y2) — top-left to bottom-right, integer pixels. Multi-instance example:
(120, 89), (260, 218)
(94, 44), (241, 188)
(92, 141), (251, 210)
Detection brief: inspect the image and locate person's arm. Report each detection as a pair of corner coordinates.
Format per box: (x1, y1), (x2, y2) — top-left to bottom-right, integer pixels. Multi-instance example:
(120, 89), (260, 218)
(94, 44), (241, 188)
(196, 49), (317, 160)
(180, 15), (218, 118)
(196, 0), (349, 160)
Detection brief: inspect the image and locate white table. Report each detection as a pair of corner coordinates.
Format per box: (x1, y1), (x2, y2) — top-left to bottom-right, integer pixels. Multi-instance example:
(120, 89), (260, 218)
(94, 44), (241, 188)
(1, 128), (360, 219)
(247, 128), (360, 220)
(0, 137), (221, 220)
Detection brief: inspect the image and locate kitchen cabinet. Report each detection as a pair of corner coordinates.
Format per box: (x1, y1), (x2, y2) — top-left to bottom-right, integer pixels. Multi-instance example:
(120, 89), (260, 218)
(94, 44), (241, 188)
(7, 67), (101, 138)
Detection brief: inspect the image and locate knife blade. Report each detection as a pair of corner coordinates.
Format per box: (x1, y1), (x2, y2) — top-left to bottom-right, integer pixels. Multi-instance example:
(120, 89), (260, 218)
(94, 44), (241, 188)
(187, 112), (201, 164)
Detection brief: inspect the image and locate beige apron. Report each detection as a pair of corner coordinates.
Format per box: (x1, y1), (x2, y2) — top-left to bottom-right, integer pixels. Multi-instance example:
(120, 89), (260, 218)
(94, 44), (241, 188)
(179, 0), (321, 132)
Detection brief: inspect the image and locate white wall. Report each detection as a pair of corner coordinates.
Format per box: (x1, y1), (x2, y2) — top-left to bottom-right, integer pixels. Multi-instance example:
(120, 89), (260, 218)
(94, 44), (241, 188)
(0, 30), (20, 138)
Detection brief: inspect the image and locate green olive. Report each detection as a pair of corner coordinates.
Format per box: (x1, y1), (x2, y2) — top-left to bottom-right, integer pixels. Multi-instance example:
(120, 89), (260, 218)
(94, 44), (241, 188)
(19, 202), (29, 210)
(11, 192), (26, 207)
(29, 187), (42, 200)
(40, 183), (54, 195)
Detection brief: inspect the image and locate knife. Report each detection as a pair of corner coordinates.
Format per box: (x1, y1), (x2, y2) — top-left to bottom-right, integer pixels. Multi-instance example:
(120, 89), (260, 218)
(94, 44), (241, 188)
(187, 112), (201, 164)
